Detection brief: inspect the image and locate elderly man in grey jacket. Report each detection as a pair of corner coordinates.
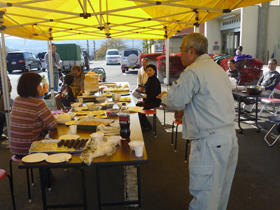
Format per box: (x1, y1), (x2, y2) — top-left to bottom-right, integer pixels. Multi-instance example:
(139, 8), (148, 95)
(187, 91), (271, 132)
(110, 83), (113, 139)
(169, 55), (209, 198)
(157, 33), (238, 210)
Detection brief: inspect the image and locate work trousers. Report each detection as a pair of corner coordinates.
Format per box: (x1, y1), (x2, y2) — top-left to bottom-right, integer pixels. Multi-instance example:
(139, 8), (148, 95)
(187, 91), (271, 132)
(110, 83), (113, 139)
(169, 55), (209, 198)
(189, 126), (238, 210)
(48, 71), (59, 92)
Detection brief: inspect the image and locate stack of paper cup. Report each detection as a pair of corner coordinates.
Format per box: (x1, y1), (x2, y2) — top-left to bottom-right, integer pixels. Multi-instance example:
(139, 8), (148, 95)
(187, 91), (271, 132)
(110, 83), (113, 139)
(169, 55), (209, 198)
(69, 125), (77, 135)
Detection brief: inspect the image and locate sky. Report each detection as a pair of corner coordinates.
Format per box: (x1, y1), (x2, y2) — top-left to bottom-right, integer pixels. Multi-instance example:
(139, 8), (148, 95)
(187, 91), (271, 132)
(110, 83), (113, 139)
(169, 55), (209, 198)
(3, 36), (143, 56)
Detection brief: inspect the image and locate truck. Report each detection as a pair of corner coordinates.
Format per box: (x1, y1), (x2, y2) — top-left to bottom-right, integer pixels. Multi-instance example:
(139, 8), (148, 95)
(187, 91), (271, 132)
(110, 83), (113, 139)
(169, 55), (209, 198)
(55, 44), (85, 74)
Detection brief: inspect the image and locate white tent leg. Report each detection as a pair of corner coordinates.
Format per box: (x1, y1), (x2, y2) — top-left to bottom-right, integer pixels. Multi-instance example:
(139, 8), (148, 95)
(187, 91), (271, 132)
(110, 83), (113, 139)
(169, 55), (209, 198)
(0, 30), (11, 148)
(47, 40), (55, 108)
(165, 38), (170, 86)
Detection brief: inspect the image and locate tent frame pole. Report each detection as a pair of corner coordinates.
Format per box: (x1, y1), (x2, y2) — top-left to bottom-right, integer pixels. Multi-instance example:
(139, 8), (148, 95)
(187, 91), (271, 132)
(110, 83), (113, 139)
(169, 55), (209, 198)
(165, 38), (170, 86)
(0, 30), (11, 145)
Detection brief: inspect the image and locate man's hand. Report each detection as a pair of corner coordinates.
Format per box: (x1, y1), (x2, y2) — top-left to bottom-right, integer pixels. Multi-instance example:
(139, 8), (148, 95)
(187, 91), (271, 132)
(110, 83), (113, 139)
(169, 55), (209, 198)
(138, 86), (144, 92)
(157, 91), (167, 99)
(55, 94), (60, 99)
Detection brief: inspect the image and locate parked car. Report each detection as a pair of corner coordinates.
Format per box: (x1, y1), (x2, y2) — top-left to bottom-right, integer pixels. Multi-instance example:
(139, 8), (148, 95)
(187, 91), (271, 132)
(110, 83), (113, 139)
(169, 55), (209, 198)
(37, 52), (47, 71)
(83, 50), (90, 70)
(121, 48), (141, 73)
(6, 51), (41, 73)
(106, 49), (120, 65)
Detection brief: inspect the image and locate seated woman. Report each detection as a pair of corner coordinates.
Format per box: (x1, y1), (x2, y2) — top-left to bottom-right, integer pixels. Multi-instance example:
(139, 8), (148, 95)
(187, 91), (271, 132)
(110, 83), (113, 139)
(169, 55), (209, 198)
(60, 74), (76, 108)
(136, 64), (161, 131)
(10, 72), (57, 156)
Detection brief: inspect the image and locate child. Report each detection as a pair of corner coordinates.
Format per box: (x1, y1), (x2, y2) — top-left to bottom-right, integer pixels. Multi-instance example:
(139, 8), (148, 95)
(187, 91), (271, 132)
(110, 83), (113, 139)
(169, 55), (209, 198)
(60, 74), (75, 107)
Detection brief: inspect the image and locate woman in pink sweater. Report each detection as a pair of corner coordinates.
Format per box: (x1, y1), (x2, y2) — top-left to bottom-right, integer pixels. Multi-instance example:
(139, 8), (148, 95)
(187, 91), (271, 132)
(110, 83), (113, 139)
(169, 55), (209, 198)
(10, 72), (57, 156)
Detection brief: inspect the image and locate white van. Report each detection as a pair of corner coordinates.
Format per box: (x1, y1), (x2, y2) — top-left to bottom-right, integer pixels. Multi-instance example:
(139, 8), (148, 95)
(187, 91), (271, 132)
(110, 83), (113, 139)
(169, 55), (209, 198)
(106, 49), (120, 65)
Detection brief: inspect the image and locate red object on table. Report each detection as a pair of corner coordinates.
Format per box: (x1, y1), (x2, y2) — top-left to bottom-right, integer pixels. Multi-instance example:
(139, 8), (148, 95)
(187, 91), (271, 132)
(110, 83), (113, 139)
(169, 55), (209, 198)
(51, 110), (67, 116)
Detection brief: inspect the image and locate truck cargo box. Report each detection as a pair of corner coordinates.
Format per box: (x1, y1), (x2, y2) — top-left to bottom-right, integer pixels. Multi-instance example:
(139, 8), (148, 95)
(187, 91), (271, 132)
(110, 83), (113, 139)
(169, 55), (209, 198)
(56, 44), (82, 61)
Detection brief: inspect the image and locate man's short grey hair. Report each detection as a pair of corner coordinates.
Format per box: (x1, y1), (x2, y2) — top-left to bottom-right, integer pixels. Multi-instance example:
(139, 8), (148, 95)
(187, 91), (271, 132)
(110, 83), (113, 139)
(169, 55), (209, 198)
(182, 33), (208, 56)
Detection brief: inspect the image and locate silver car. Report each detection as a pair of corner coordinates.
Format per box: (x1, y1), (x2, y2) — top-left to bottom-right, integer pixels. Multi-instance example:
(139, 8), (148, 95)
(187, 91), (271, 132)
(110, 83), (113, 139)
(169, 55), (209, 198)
(121, 48), (141, 73)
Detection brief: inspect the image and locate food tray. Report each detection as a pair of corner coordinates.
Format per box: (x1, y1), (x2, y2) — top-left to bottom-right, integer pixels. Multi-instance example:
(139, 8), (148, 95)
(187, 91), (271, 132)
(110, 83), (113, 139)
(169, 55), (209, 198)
(104, 88), (130, 92)
(73, 118), (114, 130)
(29, 139), (89, 154)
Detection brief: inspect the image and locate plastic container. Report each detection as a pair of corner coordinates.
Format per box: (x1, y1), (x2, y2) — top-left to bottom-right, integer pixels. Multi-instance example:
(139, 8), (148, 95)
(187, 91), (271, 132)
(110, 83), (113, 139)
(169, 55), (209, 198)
(119, 104), (130, 139)
(84, 73), (99, 92)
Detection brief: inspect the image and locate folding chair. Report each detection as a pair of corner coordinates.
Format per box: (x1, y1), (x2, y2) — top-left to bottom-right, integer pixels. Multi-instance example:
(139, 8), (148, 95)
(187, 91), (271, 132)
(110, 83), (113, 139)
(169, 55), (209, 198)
(264, 115), (280, 146)
(258, 83), (280, 116)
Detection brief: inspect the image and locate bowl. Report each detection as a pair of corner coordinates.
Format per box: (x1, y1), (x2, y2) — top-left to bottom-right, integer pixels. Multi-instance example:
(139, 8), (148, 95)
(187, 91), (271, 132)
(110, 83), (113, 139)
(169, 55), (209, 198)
(117, 102), (127, 109)
(96, 97), (106, 103)
(71, 103), (80, 108)
(246, 86), (264, 95)
(86, 102), (94, 106)
(105, 102), (114, 109)
(236, 86), (245, 91)
(74, 107), (83, 112)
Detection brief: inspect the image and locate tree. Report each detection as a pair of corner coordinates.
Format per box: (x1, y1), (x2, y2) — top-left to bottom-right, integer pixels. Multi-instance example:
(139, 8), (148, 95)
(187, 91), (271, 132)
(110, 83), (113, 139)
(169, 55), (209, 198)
(96, 39), (127, 60)
(142, 39), (154, 54)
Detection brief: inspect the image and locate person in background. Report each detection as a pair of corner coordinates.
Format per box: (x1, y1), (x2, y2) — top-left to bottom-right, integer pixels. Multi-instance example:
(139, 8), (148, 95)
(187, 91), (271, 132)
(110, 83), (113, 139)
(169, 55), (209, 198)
(257, 59), (280, 90)
(45, 43), (61, 92)
(236, 46), (243, 55)
(136, 64), (161, 132)
(60, 74), (76, 108)
(0, 111), (6, 140)
(243, 58), (280, 113)
(132, 58), (148, 99)
(226, 59), (241, 84)
(157, 33), (238, 210)
(9, 72), (57, 156)
(69, 65), (85, 97)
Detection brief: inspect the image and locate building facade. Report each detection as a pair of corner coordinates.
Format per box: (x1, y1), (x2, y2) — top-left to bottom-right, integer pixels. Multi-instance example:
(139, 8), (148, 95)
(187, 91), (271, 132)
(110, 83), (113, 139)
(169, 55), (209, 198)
(154, 1), (280, 65)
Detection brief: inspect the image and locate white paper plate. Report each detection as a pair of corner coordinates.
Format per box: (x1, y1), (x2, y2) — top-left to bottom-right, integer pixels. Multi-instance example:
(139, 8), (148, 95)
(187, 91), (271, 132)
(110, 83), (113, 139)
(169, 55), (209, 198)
(57, 120), (70, 124)
(94, 115), (107, 119)
(65, 120), (77, 126)
(59, 135), (80, 140)
(22, 153), (48, 163)
(45, 153), (72, 163)
(92, 110), (106, 115)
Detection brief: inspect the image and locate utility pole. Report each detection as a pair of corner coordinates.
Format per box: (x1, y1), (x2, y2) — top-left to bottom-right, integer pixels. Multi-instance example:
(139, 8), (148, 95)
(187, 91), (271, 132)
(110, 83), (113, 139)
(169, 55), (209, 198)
(87, 40), (89, 54)
(93, 40), (96, 60)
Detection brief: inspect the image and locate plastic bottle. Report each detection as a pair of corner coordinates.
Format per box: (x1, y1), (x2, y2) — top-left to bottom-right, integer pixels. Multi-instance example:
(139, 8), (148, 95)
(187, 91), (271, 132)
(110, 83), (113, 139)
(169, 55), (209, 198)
(119, 103), (130, 139)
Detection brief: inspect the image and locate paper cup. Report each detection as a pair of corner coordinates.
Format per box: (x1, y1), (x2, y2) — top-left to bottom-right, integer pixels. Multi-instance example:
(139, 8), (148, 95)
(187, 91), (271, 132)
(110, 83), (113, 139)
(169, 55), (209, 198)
(70, 112), (76, 119)
(78, 97), (83, 104)
(129, 141), (144, 157)
(69, 125), (77, 135)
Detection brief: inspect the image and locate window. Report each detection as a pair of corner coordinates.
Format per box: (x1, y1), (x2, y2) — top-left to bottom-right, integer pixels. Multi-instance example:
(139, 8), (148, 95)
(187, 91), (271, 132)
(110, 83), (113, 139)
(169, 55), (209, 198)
(124, 50), (138, 56)
(108, 51), (119, 55)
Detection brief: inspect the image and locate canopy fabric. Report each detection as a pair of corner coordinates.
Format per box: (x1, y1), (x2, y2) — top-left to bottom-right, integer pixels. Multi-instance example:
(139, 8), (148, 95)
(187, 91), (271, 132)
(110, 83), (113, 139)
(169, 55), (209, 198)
(0, 0), (272, 41)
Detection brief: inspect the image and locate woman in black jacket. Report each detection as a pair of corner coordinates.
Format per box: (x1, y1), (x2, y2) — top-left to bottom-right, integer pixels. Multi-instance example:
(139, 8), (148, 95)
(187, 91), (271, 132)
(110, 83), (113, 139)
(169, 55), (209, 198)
(136, 64), (161, 131)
